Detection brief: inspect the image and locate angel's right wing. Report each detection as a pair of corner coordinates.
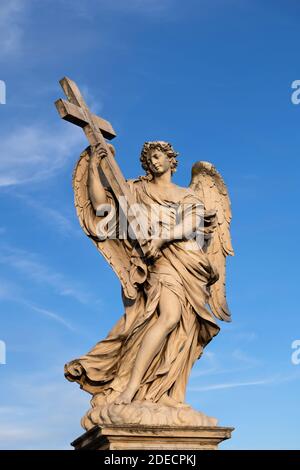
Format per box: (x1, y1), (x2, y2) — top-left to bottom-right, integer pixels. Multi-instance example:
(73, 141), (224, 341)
(73, 146), (141, 300)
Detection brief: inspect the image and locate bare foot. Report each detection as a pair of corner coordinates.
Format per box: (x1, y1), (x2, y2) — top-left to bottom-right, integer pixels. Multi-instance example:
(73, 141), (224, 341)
(159, 395), (179, 407)
(159, 395), (190, 408)
(114, 388), (136, 405)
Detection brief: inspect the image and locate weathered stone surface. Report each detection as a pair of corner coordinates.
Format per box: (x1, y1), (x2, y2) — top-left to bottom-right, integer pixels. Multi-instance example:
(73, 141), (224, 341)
(56, 78), (235, 446)
(72, 424), (234, 450)
(82, 400), (218, 430)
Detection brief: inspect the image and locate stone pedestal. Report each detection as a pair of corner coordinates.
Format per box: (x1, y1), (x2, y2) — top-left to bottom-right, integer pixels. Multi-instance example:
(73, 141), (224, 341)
(71, 424), (234, 450)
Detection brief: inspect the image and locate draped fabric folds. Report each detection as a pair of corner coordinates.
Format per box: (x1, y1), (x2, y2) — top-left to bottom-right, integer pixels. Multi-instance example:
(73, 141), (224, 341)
(65, 178), (220, 403)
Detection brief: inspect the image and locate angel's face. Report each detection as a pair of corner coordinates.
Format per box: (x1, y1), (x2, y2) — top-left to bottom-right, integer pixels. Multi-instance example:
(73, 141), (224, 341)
(147, 149), (171, 176)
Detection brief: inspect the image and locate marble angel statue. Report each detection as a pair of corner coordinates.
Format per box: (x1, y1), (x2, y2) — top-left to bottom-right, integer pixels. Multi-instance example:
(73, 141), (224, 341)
(64, 140), (234, 429)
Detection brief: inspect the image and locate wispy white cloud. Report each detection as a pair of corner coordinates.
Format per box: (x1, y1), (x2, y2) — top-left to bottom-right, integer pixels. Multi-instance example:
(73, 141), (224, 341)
(191, 347), (261, 379)
(0, 372), (87, 449)
(231, 348), (261, 367)
(0, 0), (28, 56)
(189, 371), (300, 392)
(233, 331), (258, 342)
(190, 378), (274, 392)
(0, 279), (20, 300)
(80, 85), (103, 115)
(0, 0), (174, 65)
(28, 203), (75, 236)
(0, 426), (43, 443)
(0, 277), (77, 331)
(0, 123), (85, 187)
(0, 406), (27, 416)
(221, 322), (258, 340)
(28, 304), (76, 332)
(190, 350), (219, 377)
(13, 193), (77, 237)
(0, 246), (91, 304)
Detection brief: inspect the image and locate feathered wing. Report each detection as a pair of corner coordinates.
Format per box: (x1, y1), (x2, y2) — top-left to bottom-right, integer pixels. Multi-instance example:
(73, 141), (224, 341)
(73, 147), (139, 300)
(189, 161), (234, 322)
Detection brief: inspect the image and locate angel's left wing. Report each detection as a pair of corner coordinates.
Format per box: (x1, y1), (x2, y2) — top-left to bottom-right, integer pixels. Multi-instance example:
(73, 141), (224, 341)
(189, 161), (234, 322)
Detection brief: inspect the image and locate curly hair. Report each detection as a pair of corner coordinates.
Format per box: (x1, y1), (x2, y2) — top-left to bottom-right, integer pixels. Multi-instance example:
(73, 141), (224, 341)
(140, 141), (179, 176)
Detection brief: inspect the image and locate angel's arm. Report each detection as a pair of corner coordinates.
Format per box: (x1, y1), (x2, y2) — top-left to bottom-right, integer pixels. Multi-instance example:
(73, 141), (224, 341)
(167, 210), (202, 243)
(145, 201), (203, 260)
(88, 145), (108, 212)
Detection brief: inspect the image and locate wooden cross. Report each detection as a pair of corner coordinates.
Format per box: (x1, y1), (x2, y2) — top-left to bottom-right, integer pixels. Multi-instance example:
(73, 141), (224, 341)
(55, 77), (148, 255)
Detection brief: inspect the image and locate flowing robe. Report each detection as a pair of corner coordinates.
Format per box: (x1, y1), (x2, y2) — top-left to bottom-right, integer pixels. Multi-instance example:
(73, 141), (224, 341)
(65, 178), (220, 404)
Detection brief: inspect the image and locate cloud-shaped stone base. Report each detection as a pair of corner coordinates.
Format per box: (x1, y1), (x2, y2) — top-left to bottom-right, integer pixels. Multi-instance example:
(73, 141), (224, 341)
(81, 400), (218, 430)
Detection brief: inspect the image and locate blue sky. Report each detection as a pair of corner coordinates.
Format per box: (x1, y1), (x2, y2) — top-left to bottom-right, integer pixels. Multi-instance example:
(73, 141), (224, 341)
(0, 0), (300, 450)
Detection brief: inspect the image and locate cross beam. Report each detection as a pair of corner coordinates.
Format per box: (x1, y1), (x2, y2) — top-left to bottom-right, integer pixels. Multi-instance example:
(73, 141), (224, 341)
(55, 77), (147, 256)
(55, 98), (116, 140)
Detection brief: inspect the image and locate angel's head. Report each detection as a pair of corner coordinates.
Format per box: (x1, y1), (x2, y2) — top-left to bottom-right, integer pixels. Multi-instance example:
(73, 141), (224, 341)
(140, 141), (179, 178)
